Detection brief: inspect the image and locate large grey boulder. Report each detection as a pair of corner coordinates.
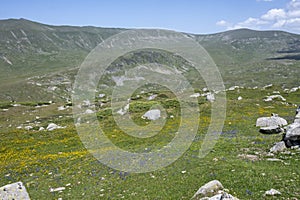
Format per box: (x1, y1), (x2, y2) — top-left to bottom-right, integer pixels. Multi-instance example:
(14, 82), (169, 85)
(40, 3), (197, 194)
(0, 182), (30, 200)
(200, 192), (239, 200)
(256, 115), (287, 127)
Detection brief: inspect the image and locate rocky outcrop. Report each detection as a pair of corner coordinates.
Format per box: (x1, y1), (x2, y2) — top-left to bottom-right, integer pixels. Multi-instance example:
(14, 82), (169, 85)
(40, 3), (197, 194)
(0, 182), (30, 200)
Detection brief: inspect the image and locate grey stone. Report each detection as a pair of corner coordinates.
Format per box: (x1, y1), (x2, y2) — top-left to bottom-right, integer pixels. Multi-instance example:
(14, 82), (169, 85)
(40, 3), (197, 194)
(142, 109), (161, 120)
(265, 189), (281, 196)
(256, 115), (287, 127)
(192, 180), (224, 199)
(46, 123), (63, 131)
(270, 141), (286, 153)
(206, 93), (215, 102)
(202, 192), (239, 200)
(0, 182), (30, 200)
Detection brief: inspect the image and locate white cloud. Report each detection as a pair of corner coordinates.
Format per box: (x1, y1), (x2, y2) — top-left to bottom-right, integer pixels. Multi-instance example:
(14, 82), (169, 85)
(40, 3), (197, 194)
(216, 20), (231, 27)
(216, 0), (300, 33)
(261, 9), (286, 20)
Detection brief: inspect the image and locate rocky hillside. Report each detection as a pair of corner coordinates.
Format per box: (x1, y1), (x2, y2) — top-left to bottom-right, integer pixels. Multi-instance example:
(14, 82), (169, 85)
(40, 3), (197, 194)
(0, 19), (300, 101)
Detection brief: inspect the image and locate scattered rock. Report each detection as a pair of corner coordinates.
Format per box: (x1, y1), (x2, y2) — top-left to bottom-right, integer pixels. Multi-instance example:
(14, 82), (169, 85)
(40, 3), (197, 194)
(24, 126), (33, 131)
(237, 96), (242, 101)
(283, 122), (300, 147)
(142, 109), (161, 120)
(192, 180), (239, 200)
(270, 141), (286, 153)
(256, 114), (287, 134)
(264, 189), (281, 196)
(38, 127), (45, 131)
(117, 104), (129, 115)
(256, 114), (287, 127)
(206, 93), (215, 102)
(264, 95), (286, 102)
(46, 123), (64, 131)
(192, 180), (224, 199)
(49, 187), (65, 193)
(148, 94), (157, 100)
(0, 182), (30, 200)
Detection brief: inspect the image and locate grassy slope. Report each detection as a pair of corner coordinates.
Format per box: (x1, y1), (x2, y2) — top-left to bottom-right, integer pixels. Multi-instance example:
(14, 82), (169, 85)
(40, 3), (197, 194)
(1, 87), (300, 199)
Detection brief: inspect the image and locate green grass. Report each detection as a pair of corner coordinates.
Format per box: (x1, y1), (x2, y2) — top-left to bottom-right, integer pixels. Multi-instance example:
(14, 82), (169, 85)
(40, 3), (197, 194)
(0, 87), (300, 199)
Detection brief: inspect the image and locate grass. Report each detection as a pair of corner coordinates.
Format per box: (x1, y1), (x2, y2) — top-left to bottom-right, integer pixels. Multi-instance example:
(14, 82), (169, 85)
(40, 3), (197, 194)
(0, 87), (300, 199)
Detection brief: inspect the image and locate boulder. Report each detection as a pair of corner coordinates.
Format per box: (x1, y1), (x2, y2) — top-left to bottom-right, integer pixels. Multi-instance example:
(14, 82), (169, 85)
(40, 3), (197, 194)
(283, 123), (300, 147)
(270, 141), (286, 153)
(142, 109), (161, 121)
(256, 115), (287, 127)
(192, 180), (224, 199)
(0, 182), (30, 200)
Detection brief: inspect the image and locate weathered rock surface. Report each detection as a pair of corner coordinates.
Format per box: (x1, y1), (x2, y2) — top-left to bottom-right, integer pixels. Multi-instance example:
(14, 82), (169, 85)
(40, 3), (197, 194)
(283, 122), (300, 147)
(192, 180), (239, 200)
(142, 109), (161, 120)
(46, 123), (64, 131)
(0, 182), (30, 200)
(256, 115), (287, 127)
(264, 188), (281, 196)
(270, 141), (287, 153)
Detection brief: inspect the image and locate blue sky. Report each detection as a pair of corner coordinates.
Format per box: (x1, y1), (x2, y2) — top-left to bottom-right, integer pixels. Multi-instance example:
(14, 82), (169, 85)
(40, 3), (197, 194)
(1, 0), (299, 34)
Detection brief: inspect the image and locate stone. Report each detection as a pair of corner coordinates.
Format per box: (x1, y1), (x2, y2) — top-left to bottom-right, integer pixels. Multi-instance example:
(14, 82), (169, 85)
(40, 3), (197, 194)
(192, 180), (224, 199)
(238, 154), (259, 161)
(284, 123), (300, 147)
(142, 109), (161, 121)
(38, 127), (45, 131)
(265, 189), (281, 196)
(206, 93), (215, 102)
(46, 123), (63, 131)
(24, 126), (33, 131)
(256, 115), (287, 127)
(0, 182), (30, 200)
(49, 187), (65, 192)
(270, 141), (286, 153)
(264, 95), (286, 102)
(237, 96), (243, 101)
(200, 192), (239, 200)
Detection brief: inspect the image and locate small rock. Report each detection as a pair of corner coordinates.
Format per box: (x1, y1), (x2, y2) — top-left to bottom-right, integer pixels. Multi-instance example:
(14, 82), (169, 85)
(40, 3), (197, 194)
(237, 96), (242, 101)
(142, 109), (161, 121)
(24, 126), (33, 131)
(265, 189), (281, 196)
(192, 180), (223, 199)
(270, 141), (287, 153)
(238, 154), (259, 161)
(206, 93), (215, 102)
(38, 127), (45, 131)
(46, 123), (64, 131)
(0, 182), (30, 200)
(50, 187), (65, 192)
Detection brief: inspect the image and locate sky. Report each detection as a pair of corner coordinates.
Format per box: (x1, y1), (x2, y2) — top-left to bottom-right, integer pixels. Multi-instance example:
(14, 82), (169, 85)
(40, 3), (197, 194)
(1, 0), (300, 34)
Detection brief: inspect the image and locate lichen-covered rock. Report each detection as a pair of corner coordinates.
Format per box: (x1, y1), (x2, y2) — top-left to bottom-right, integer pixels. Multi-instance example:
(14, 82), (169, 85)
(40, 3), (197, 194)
(0, 182), (30, 200)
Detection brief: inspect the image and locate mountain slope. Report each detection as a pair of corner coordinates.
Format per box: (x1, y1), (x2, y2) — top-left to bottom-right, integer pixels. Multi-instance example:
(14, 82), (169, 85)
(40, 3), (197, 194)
(0, 19), (300, 101)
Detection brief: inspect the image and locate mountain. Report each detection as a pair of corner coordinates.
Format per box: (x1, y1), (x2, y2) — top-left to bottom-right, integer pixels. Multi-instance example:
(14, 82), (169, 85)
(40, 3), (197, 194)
(0, 18), (300, 101)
